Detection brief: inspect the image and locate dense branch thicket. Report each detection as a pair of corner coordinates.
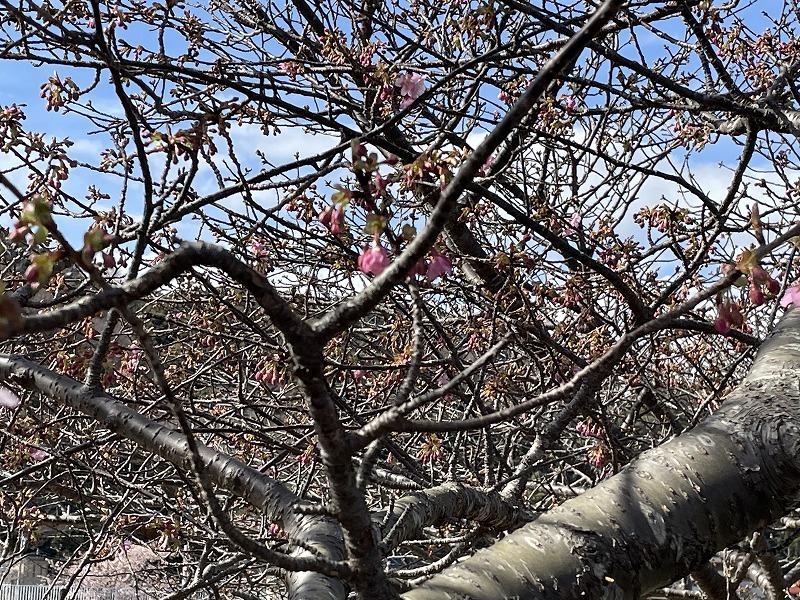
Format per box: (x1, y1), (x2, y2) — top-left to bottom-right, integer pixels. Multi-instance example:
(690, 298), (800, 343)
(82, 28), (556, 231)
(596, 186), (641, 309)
(3, 0), (800, 598)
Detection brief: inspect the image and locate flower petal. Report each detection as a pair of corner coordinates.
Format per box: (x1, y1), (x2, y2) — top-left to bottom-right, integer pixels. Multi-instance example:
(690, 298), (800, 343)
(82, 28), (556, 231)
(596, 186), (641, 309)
(0, 386), (21, 410)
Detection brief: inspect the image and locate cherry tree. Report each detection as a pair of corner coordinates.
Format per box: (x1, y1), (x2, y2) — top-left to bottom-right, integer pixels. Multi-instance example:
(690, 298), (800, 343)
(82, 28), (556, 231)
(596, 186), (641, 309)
(3, 0), (800, 598)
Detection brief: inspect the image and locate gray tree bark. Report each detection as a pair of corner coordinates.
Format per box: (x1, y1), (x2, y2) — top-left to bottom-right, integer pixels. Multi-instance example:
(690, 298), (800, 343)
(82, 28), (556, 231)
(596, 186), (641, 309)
(403, 308), (800, 600)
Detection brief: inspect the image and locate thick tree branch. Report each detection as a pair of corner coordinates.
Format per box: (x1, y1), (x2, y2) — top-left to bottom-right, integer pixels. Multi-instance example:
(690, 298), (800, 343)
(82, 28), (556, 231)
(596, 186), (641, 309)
(403, 308), (800, 599)
(379, 483), (532, 554)
(3, 242), (312, 345)
(0, 355), (347, 599)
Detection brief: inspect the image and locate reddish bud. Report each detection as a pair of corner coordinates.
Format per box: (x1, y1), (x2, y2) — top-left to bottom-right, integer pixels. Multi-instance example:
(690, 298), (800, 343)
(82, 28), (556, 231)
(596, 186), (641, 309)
(751, 265), (769, 286)
(407, 259), (427, 278)
(714, 316), (730, 334)
(767, 278), (780, 295)
(749, 284), (765, 306)
(728, 303), (744, 327)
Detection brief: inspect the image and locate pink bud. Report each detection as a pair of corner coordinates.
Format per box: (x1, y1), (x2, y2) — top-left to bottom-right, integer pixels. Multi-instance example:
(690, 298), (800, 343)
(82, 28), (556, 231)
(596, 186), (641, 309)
(318, 206), (333, 226)
(7, 225), (27, 243)
(357, 243), (390, 276)
(102, 251), (115, 269)
(374, 173), (388, 195)
(24, 264), (40, 284)
(426, 250), (453, 281)
(330, 205), (344, 234)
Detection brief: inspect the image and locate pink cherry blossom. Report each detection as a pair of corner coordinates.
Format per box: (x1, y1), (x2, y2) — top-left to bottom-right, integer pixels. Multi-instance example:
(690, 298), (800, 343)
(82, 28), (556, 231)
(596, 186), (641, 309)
(426, 250), (452, 281)
(395, 72), (426, 109)
(498, 90), (513, 104)
(357, 243), (390, 276)
(29, 448), (48, 461)
(576, 418), (604, 439)
(565, 212), (582, 236)
(250, 239), (267, 258)
(587, 444), (609, 468)
(780, 281), (800, 308)
(0, 386), (20, 409)
(330, 205), (344, 234)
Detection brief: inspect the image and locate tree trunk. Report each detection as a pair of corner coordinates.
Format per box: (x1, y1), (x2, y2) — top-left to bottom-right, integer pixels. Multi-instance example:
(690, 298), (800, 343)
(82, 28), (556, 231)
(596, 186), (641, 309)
(403, 309), (800, 600)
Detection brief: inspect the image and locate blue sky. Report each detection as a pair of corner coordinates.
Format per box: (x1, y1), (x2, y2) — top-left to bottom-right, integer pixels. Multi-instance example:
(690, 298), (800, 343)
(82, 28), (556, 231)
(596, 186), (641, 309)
(0, 0), (794, 282)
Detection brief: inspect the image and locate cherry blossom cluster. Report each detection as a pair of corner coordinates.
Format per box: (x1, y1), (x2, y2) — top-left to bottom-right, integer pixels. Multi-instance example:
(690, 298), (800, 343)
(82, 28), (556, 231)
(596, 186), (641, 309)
(254, 357), (285, 389)
(394, 72), (426, 109)
(587, 442), (611, 469)
(357, 237), (453, 282)
(713, 300), (744, 335)
(575, 417), (605, 439)
(40, 73), (80, 112)
(417, 433), (444, 464)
